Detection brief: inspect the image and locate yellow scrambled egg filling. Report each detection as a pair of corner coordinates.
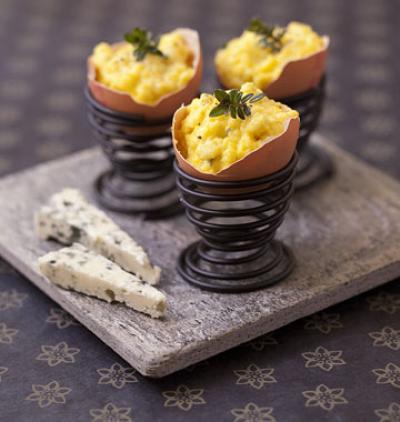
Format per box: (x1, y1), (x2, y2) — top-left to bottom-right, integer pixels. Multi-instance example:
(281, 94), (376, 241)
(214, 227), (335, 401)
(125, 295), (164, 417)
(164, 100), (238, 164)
(215, 22), (325, 90)
(92, 30), (195, 105)
(178, 83), (298, 174)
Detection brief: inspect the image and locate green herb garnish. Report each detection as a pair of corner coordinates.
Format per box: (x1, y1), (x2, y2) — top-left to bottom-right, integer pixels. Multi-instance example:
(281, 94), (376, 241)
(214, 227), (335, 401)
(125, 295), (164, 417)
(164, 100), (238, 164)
(247, 18), (286, 52)
(124, 27), (166, 61)
(209, 89), (265, 120)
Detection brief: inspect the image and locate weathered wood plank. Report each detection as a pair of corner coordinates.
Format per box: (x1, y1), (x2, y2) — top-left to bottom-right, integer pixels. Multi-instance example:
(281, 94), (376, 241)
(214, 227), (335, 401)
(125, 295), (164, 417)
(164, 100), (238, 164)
(0, 136), (400, 377)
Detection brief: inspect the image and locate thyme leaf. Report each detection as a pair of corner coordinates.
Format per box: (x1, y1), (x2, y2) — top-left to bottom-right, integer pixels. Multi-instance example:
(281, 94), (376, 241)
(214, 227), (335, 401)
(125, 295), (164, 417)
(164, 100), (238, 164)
(209, 89), (264, 120)
(247, 18), (286, 52)
(124, 27), (166, 61)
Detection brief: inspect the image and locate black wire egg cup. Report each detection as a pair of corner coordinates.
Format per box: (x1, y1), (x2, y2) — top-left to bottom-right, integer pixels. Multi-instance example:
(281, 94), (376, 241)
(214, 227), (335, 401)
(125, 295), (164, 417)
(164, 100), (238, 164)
(174, 153), (298, 293)
(280, 76), (334, 190)
(85, 88), (181, 219)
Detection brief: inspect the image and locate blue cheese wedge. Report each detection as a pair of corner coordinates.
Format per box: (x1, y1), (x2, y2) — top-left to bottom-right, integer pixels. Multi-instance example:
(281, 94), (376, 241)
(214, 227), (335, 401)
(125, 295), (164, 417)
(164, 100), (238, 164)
(35, 188), (161, 285)
(38, 244), (166, 318)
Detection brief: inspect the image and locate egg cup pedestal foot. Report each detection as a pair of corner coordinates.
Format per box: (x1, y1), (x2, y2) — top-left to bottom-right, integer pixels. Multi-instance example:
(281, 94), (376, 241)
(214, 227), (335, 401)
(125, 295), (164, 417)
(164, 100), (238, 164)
(281, 76), (334, 189)
(85, 88), (182, 219)
(174, 154), (297, 293)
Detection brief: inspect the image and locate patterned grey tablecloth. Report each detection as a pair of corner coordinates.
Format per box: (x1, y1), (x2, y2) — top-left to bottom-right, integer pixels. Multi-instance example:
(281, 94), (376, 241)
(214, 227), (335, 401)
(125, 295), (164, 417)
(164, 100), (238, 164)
(0, 0), (399, 421)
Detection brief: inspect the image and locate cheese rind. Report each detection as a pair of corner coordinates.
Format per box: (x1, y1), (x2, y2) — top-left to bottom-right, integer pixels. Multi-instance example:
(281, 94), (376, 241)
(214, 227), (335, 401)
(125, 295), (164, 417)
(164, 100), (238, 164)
(38, 244), (166, 318)
(35, 188), (161, 284)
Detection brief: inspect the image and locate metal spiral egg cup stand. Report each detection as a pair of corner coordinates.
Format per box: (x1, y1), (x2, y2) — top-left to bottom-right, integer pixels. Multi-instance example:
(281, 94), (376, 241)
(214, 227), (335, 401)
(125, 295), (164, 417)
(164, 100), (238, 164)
(281, 76), (334, 190)
(174, 153), (298, 293)
(85, 88), (181, 219)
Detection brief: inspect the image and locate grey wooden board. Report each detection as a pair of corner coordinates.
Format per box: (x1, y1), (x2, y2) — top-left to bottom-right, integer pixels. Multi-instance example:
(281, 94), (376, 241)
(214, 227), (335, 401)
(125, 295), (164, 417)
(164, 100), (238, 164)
(1, 135), (400, 378)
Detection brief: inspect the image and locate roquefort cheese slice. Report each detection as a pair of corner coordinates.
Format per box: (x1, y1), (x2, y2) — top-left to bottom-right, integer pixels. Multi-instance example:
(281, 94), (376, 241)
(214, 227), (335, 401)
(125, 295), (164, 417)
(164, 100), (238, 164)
(38, 243), (166, 318)
(35, 188), (161, 285)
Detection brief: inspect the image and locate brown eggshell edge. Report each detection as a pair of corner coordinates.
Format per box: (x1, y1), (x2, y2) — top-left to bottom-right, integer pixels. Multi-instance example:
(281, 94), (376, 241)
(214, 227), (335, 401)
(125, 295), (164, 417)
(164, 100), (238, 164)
(217, 36), (329, 100)
(172, 106), (300, 182)
(87, 28), (203, 120)
(264, 36), (329, 99)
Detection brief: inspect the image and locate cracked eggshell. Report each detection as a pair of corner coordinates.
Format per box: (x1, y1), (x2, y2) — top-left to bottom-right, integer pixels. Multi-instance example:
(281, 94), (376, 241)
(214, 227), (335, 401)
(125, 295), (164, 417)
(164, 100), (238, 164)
(218, 36), (329, 100)
(87, 28), (203, 120)
(172, 106), (300, 182)
(265, 36), (329, 99)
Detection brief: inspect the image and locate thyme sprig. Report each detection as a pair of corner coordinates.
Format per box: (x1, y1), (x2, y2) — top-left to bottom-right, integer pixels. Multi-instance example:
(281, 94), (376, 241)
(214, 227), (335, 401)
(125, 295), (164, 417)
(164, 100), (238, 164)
(209, 89), (265, 120)
(124, 27), (166, 61)
(247, 18), (286, 52)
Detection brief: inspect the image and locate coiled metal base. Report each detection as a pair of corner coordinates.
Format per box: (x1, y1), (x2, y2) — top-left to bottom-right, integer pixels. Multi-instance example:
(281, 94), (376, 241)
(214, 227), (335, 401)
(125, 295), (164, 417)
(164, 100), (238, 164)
(294, 144), (335, 191)
(85, 88), (181, 219)
(282, 77), (326, 150)
(281, 76), (334, 189)
(174, 154), (297, 293)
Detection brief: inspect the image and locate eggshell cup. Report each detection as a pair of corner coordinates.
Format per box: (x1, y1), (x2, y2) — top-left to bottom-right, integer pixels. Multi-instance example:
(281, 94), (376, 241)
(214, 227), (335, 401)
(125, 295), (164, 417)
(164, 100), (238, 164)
(87, 28), (203, 120)
(218, 36), (329, 100)
(172, 105), (300, 185)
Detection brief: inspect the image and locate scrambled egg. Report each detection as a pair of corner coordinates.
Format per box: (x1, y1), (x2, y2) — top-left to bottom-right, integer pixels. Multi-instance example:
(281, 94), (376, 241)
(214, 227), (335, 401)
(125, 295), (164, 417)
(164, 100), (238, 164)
(177, 83), (298, 174)
(215, 22), (325, 90)
(92, 30), (195, 105)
